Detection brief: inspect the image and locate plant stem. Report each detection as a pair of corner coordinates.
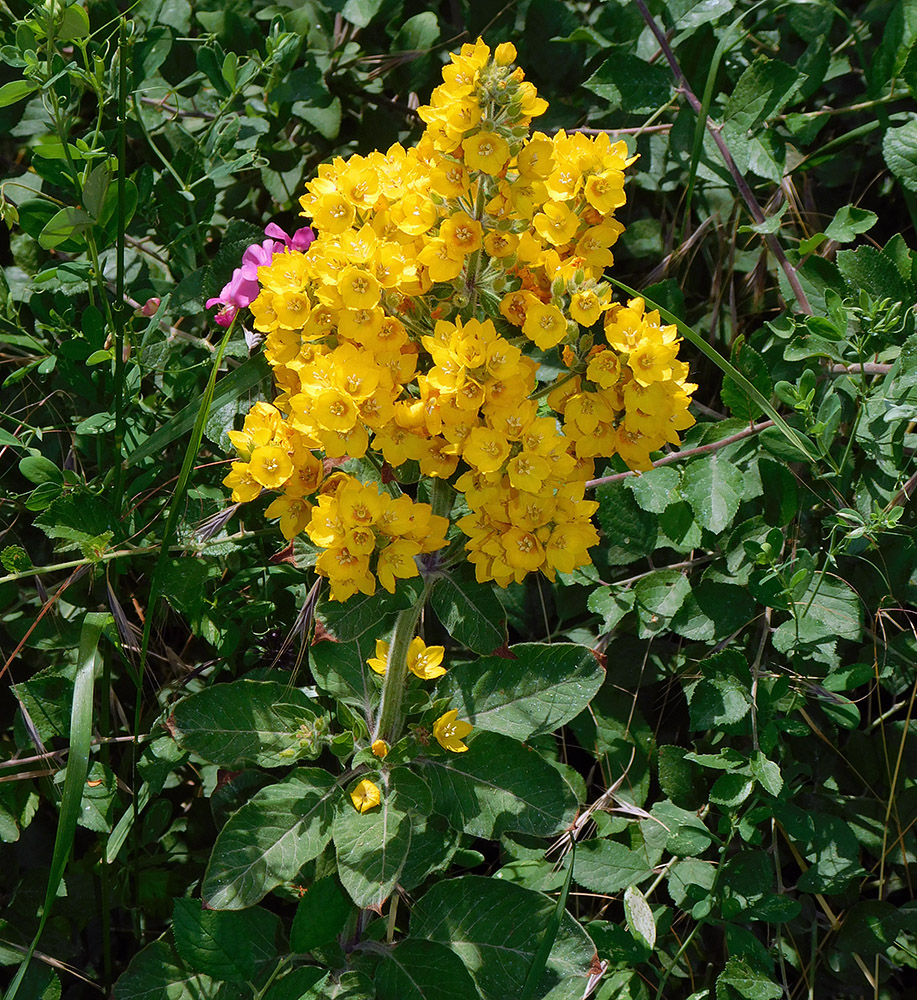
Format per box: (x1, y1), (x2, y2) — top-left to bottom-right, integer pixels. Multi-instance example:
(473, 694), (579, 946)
(373, 576), (436, 743)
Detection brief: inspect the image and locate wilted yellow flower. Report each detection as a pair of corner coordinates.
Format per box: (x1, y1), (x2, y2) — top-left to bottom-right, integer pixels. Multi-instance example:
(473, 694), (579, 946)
(350, 778), (381, 813)
(433, 709), (472, 753)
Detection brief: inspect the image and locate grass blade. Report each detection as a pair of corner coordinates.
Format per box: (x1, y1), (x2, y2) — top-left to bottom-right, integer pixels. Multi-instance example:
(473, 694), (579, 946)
(519, 841), (575, 1000)
(5, 612), (110, 1000)
(609, 278), (819, 464)
(127, 352), (269, 467)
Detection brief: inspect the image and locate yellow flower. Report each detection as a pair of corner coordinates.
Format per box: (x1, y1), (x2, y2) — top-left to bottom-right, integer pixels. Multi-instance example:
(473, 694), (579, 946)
(462, 131), (510, 175)
(433, 709), (472, 753)
(248, 445), (293, 489)
(367, 639), (389, 675)
(407, 636), (446, 679)
(371, 739), (389, 759)
(350, 778), (381, 813)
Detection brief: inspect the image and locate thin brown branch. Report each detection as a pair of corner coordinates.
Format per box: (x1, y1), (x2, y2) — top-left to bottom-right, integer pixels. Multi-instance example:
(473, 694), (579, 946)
(633, 0), (813, 315)
(585, 420), (774, 489)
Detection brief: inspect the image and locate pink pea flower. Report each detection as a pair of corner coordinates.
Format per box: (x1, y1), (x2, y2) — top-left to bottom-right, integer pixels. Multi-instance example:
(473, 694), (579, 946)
(206, 224), (315, 327)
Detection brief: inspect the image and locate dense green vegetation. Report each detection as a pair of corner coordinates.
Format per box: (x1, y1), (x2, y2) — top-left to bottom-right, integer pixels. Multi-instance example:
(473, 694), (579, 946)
(3, 1), (917, 998)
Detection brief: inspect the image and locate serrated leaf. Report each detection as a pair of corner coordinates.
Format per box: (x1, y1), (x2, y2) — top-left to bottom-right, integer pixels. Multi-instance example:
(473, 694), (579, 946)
(884, 121), (917, 193)
(716, 958), (781, 1000)
(202, 768), (337, 909)
(724, 56), (801, 133)
(750, 752), (783, 796)
(596, 482), (658, 565)
(436, 643), (603, 741)
(634, 569), (691, 637)
(411, 876), (595, 1000)
(573, 840), (652, 894)
(1, 545), (32, 573)
(583, 52), (672, 113)
(626, 466), (680, 513)
(420, 731), (577, 839)
(680, 454), (746, 533)
(170, 680), (326, 768)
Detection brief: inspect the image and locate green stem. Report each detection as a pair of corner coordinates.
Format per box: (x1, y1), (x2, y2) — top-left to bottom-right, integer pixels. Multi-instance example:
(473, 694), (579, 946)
(373, 576), (436, 743)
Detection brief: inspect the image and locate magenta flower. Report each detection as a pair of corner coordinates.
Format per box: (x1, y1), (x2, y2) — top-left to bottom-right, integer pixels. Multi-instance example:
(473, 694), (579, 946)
(206, 223), (315, 327)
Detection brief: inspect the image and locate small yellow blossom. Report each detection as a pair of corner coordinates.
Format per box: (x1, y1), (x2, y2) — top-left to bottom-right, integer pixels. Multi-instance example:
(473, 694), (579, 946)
(371, 739), (389, 759)
(433, 709), (472, 753)
(407, 637), (447, 679)
(350, 778), (381, 813)
(367, 639), (389, 676)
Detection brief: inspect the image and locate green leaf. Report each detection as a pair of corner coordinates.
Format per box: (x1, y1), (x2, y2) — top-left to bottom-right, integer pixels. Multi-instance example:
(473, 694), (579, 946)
(750, 752), (783, 796)
(127, 354), (271, 467)
(318, 577), (423, 641)
(392, 12), (440, 52)
(724, 56), (801, 133)
(773, 574), (863, 654)
(836, 900), (902, 955)
(202, 768), (337, 909)
(290, 877), (352, 952)
(52, 760), (116, 833)
(587, 587), (635, 631)
(18, 455), (62, 485)
(716, 957), (781, 1000)
(884, 121), (917, 193)
(623, 885), (656, 950)
(671, 581), (757, 642)
(758, 459), (798, 527)
(583, 52), (672, 114)
(709, 773), (755, 808)
(38, 207), (94, 249)
(113, 940), (217, 1000)
(824, 204), (879, 242)
(430, 566), (507, 655)
(297, 98), (342, 140)
(420, 731), (577, 839)
(307, 971), (374, 998)
(1, 545), (32, 573)
(836, 242), (915, 304)
(410, 875), (596, 1000)
(7, 613), (108, 1000)
(721, 337), (772, 421)
(375, 940), (479, 1000)
(627, 465), (680, 513)
(309, 638), (375, 710)
(436, 643), (604, 741)
(170, 679), (326, 768)
(595, 482), (658, 565)
(680, 454), (746, 533)
(59, 4), (91, 40)
(171, 898), (279, 981)
(81, 160), (111, 221)
(333, 768), (430, 910)
(573, 840), (652, 894)
(634, 569), (691, 637)
(341, 0), (382, 28)
(0, 80), (38, 108)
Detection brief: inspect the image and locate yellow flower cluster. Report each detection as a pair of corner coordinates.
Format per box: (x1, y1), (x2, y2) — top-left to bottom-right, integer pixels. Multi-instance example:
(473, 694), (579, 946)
(223, 38), (696, 596)
(305, 477), (448, 601)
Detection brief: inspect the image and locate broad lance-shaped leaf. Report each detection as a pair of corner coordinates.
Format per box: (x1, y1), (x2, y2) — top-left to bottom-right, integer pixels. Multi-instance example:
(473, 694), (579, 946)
(411, 876), (596, 1000)
(375, 940), (478, 1000)
(436, 643), (604, 741)
(680, 453), (745, 534)
(419, 731), (577, 839)
(430, 565), (507, 655)
(333, 768), (431, 911)
(171, 899), (280, 982)
(114, 940), (218, 1000)
(203, 768), (337, 910)
(170, 679), (327, 768)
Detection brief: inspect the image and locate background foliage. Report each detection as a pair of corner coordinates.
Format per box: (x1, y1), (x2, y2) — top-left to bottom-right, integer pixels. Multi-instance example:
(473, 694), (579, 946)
(2, 1), (917, 998)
